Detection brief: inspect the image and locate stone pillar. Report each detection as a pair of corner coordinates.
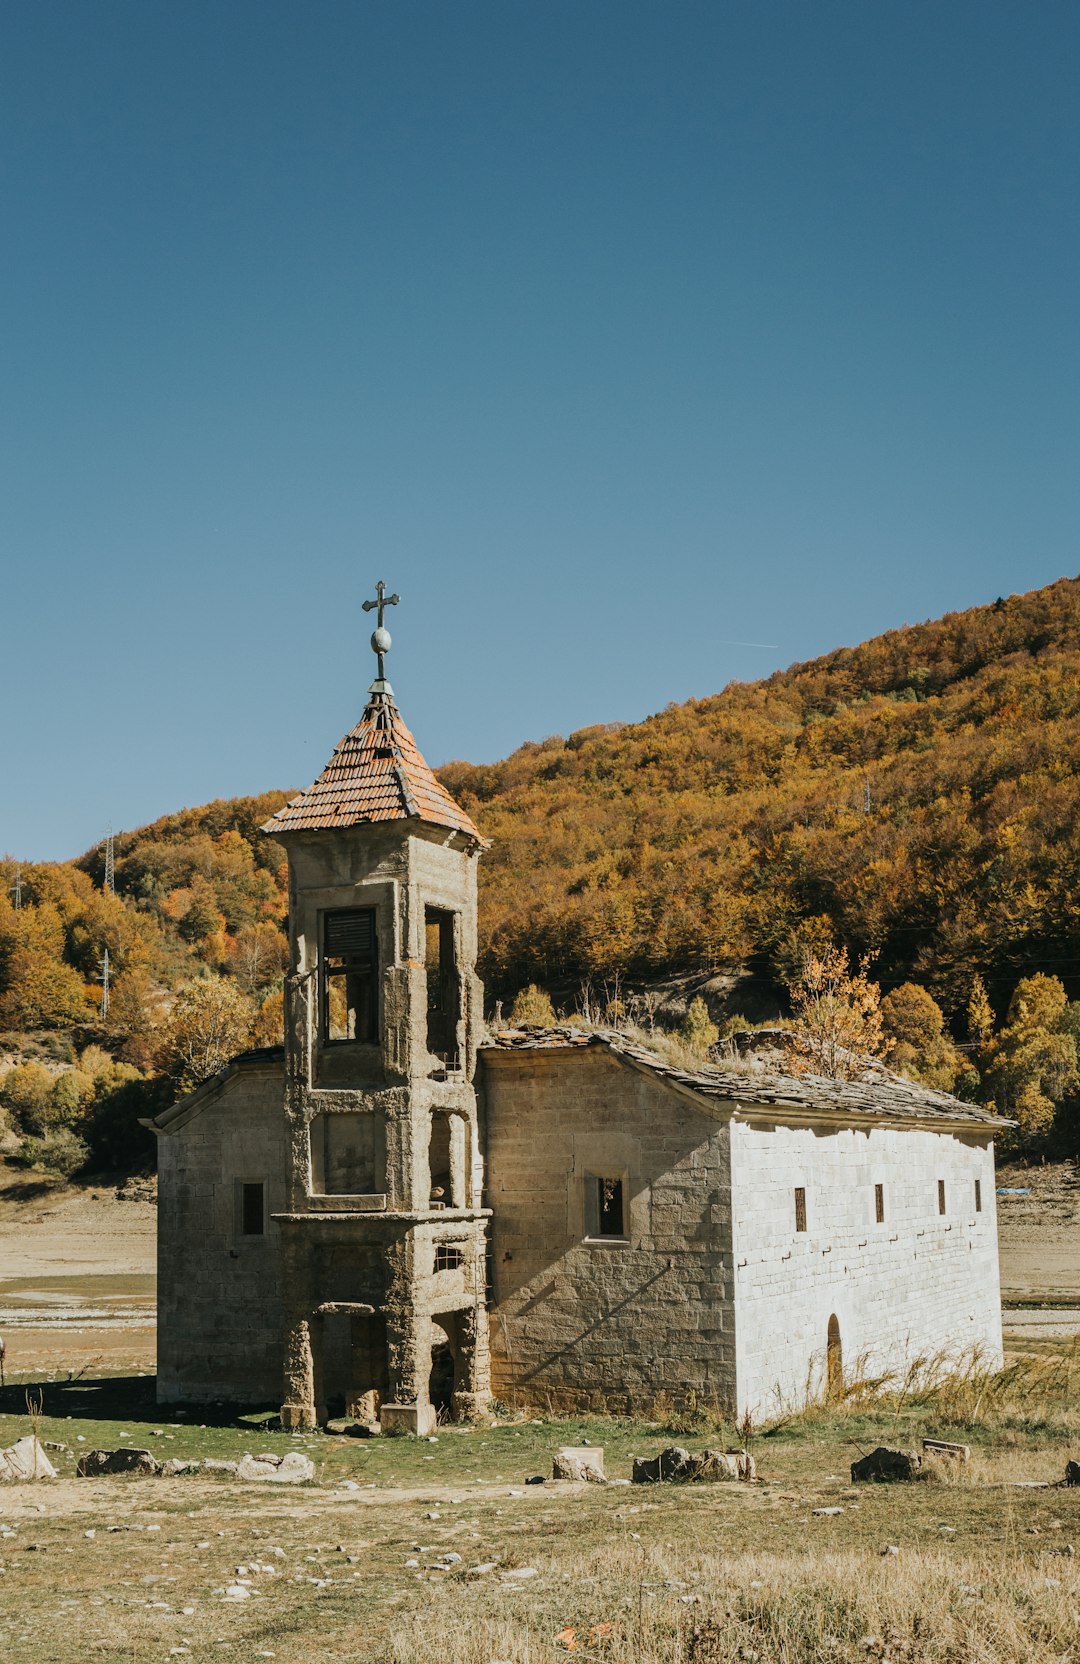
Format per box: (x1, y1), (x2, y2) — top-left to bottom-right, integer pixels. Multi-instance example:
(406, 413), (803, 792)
(281, 1313), (317, 1431)
(381, 1235), (436, 1435)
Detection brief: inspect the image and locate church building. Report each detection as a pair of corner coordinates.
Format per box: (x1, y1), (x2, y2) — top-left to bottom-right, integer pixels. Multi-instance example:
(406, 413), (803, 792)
(149, 590), (1006, 1431)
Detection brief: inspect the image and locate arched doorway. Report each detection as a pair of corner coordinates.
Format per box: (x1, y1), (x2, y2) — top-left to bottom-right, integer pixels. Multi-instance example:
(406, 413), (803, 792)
(826, 1314), (843, 1403)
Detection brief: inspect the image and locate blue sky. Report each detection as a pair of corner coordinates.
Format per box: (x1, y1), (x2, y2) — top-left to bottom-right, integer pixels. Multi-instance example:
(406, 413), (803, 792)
(2, 1), (1078, 861)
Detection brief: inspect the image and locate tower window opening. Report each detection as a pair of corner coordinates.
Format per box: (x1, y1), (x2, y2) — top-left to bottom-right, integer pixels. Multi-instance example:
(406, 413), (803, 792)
(874, 1183), (885, 1224)
(584, 1173), (627, 1240)
(938, 1179), (947, 1216)
(239, 1181), (265, 1237)
(794, 1186), (807, 1233)
(975, 1178), (982, 1213)
(322, 908), (378, 1044)
(425, 907), (460, 1069)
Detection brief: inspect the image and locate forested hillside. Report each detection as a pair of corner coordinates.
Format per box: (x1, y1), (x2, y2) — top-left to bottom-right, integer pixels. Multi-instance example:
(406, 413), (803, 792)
(5, 574), (1080, 1168)
(444, 576), (1080, 1018)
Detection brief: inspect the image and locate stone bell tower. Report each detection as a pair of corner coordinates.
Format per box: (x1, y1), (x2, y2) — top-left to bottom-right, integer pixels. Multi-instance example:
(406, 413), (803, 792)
(261, 584), (492, 1433)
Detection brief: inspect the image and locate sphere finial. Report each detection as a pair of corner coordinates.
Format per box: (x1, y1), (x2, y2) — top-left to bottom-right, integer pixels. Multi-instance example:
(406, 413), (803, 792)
(361, 580), (400, 685)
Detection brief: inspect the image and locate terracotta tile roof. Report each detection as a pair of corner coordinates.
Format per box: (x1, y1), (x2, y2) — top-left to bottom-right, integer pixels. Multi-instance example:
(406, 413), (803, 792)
(481, 1026), (1008, 1128)
(261, 686), (487, 845)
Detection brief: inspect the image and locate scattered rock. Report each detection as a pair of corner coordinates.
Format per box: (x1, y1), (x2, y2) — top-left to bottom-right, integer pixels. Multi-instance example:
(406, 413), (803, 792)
(881, 1544), (900, 1558)
(923, 1439), (970, 1464)
(552, 1446), (606, 1483)
(700, 1448), (756, 1482)
(201, 1459), (240, 1477)
(632, 1445), (756, 1484)
(76, 1448), (160, 1478)
(812, 1507), (844, 1516)
(161, 1458), (198, 1477)
(238, 1452), (315, 1484)
(850, 1447), (922, 1484)
(325, 1418), (380, 1438)
(0, 1438), (58, 1482)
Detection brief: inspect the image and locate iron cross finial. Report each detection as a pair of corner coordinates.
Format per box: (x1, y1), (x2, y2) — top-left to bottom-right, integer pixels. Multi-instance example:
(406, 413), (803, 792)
(362, 580), (400, 682)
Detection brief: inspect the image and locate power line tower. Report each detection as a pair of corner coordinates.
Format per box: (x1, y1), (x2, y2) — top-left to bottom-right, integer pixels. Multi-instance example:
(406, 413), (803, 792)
(100, 947), (110, 1021)
(9, 864), (22, 910)
(103, 826), (115, 895)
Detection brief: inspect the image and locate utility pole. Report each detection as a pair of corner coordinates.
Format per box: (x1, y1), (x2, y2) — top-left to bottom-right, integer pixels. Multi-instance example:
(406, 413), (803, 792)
(103, 826), (115, 895)
(100, 947), (110, 1021)
(9, 865), (22, 910)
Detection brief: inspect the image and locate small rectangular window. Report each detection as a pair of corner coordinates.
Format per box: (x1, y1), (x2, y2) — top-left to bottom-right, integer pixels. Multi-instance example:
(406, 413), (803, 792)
(794, 1187), (807, 1233)
(322, 908), (378, 1043)
(435, 1243), (464, 1272)
(874, 1182), (885, 1224)
(585, 1174), (626, 1239)
(240, 1181), (265, 1237)
(938, 1179), (946, 1216)
(974, 1178), (982, 1213)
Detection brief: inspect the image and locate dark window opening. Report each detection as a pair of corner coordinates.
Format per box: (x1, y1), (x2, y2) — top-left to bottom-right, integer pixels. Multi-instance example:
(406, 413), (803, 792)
(323, 908), (378, 1043)
(586, 1174), (626, 1239)
(975, 1178), (982, 1213)
(874, 1183), (885, 1224)
(240, 1181), (265, 1237)
(435, 1243), (464, 1272)
(938, 1179), (947, 1216)
(429, 1113), (455, 1208)
(794, 1186), (807, 1233)
(425, 908), (460, 1069)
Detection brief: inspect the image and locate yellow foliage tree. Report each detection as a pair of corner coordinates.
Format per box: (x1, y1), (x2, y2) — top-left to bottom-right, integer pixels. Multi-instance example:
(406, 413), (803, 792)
(786, 946), (884, 1080)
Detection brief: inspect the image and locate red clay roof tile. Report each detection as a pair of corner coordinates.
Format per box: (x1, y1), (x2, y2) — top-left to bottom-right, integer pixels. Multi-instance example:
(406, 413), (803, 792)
(261, 687), (487, 845)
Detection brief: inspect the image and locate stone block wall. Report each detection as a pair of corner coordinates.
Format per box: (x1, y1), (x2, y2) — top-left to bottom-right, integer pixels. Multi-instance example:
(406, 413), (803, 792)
(483, 1047), (735, 1414)
(156, 1060), (287, 1405)
(730, 1118), (1002, 1420)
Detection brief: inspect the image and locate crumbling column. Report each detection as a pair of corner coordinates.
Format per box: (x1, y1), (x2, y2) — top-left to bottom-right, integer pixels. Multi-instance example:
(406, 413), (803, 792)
(381, 1235), (435, 1435)
(281, 1314), (317, 1430)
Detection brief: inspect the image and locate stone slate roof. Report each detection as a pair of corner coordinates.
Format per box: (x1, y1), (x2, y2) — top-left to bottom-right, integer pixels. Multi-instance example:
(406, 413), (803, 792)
(481, 1026), (1007, 1129)
(262, 685), (486, 846)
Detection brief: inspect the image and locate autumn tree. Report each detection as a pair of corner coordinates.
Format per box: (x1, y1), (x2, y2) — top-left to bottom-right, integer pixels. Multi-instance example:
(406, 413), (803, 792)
(881, 982), (966, 1093)
(225, 922), (288, 994)
(786, 946), (884, 1080)
(155, 980), (254, 1094)
(987, 973), (1079, 1145)
(680, 996), (719, 1058)
(0, 899), (90, 1029)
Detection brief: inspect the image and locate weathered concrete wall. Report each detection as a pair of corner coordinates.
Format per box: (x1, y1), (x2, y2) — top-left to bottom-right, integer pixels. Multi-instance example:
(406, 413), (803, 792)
(156, 1060), (286, 1405)
(483, 1048), (735, 1414)
(730, 1117), (1002, 1420)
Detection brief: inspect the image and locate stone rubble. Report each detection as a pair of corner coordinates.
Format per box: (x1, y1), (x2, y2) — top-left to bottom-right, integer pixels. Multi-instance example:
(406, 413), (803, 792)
(0, 1437), (57, 1482)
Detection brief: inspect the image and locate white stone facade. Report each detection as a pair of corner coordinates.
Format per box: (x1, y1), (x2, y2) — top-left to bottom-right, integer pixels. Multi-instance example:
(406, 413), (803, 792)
(730, 1117), (1002, 1420)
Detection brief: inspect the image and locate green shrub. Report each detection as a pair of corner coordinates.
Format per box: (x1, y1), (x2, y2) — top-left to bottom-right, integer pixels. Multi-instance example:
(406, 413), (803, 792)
(508, 984), (557, 1026)
(18, 1128), (89, 1177)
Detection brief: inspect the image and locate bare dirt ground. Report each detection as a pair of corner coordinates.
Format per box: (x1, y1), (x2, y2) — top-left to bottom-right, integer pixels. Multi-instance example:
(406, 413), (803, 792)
(996, 1158), (1080, 1305)
(0, 1169), (156, 1374)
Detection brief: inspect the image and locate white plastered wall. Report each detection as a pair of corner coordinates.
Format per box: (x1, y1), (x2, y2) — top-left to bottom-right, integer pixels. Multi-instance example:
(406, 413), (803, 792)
(730, 1115), (1002, 1421)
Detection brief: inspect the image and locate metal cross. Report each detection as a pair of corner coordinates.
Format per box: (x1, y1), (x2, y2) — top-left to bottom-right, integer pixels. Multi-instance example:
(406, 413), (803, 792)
(362, 579), (400, 632)
(362, 580), (400, 681)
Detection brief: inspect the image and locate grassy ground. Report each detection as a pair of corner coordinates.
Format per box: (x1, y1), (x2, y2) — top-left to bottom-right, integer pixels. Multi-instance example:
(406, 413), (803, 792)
(1, 1359), (1080, 1663)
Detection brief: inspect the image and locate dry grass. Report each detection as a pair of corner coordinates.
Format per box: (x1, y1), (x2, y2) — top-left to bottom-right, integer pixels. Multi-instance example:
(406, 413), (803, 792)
(390, 1544), (1080, 1663)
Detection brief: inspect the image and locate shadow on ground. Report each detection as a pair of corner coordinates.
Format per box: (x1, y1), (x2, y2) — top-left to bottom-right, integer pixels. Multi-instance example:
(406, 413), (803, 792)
(0, 1373), (278, 1428)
